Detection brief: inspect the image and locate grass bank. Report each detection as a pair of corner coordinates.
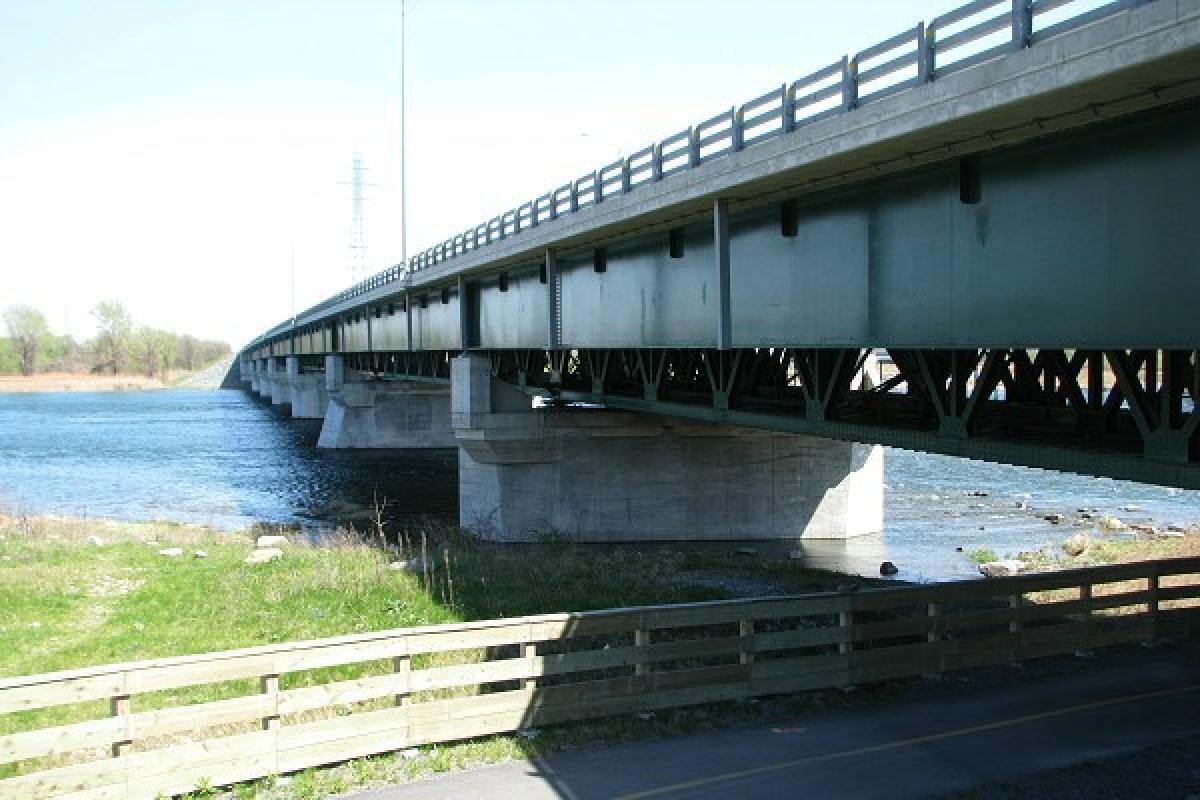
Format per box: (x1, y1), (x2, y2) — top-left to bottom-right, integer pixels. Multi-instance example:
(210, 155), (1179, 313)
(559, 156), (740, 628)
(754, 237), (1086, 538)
(0, 513), (885, 798)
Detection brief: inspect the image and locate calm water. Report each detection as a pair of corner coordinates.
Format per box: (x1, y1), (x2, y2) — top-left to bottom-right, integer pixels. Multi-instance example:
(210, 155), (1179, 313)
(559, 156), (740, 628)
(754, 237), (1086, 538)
(0, 390), (1197, 582)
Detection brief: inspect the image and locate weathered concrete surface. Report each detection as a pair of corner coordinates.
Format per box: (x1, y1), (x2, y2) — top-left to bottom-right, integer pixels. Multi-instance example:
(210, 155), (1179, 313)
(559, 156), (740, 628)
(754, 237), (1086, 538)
(285, 357), (327, 419)
(267, 359), (290, 408)
(318, 381), (456, 449)
(453, 355), (882, 541)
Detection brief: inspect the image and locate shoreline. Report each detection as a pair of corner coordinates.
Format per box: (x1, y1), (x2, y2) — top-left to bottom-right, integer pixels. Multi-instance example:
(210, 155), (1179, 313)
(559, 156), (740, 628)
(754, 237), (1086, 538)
(0, 373), (171, 393)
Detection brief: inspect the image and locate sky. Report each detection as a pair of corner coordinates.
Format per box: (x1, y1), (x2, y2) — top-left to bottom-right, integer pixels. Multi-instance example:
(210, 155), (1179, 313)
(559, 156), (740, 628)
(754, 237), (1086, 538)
(0, 0), (983, 347)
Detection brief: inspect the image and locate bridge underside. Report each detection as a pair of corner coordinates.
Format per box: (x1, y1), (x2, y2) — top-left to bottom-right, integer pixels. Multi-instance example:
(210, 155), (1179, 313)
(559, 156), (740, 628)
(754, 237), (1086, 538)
(289, 345), (1197, 491)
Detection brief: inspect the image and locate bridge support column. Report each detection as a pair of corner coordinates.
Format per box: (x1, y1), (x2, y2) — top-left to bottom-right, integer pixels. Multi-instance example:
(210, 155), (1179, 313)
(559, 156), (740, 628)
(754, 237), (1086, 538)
(452, 354), (883, 542)
(317, 356), (456, 449)
(267, 358), (290, 408)
(255, 359), (273, 400)
(248, 359), (261, 393)
(286, 357), (328, 419)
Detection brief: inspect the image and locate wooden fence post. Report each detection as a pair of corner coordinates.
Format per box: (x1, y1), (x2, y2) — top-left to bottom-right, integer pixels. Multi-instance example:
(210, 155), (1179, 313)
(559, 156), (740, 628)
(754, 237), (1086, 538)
(394, 655), (411, 706)
(739, 618), (755, 666)
(110, 694), (132, 757)
(1146, 566), (1160, 645)
(1009, 593), (1024, 666)
(523, 642), (538, 691)
(260, 675), (281, 731)
(926, 601), (943, 678)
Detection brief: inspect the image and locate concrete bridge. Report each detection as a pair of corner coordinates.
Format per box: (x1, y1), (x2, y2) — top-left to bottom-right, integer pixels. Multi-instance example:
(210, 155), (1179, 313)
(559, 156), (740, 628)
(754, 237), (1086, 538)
(239, 0), (1200, 543)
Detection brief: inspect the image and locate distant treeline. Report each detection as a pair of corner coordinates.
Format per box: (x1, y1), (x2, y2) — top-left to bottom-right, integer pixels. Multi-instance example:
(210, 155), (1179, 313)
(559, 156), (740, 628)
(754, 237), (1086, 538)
(0, 302), (231, 379)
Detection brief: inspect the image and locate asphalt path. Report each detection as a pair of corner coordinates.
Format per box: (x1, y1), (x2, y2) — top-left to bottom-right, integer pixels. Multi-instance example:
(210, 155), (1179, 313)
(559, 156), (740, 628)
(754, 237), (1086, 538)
(348, 646), (1200, 799)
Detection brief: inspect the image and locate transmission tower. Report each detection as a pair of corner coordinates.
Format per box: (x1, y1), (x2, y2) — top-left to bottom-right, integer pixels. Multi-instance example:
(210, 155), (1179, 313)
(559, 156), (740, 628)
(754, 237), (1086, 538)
(345, 150), (376, 285)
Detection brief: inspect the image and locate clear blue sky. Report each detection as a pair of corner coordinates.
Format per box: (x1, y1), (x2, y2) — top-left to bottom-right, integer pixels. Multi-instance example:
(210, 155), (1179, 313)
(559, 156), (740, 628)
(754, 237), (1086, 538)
(1, 0), (983, 346)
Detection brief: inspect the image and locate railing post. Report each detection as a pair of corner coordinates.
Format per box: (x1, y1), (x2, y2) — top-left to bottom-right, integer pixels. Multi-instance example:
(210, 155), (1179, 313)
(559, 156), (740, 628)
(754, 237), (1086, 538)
(731, 106), (744, 152)
(917, 21), (935, 83)
(739, 618), (755, 666)
(570, 181), (580, 213)
(110, 693), (132, 757)
(841, 55), (858, 111)
(1146, 565), (1160, 644)
(837, 605), (853, 687)
(781, 83), (796, 134)
(925, 601), (943, 679)
(634, 625), (650, 678)
(394, 654), (411, 706)
(1076, 583), (1094, 656)
(687, 126), (700, 168)
(651, 143), (663, 181)
(621, 158), (632, 193)
(1012, 0), (1033, 49)
(592, 170), (602, 205)
(1009, 592), (1024, 666)
(523, 641), (538, 691)
(260, 674), (281, 731)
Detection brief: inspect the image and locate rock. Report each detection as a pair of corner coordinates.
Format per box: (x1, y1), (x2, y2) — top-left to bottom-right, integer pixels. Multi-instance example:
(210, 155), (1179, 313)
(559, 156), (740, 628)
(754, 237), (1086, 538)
(978, 560), (1026, 578)
(517, 728), (541, 739)
(256, 535), (289, 548)
(243, 548), (283, 565)
(1062, 534), (1089, 557)
(192, 550), (207, 559)
(1098, 515), (1126, 531)
(1166, 524), (1185, 533)
(399, 747), (420, 761)
(158, 547), (183, 558)
(390, 557), (430, 574)
(87, 536), (105, 547)
(879, 561), (899, 576)
(1129, 523), (1158, 536)
(144, 539), (159, 546)
(1043, 513), (1065, 524)
(1159, 531), (1185, 539)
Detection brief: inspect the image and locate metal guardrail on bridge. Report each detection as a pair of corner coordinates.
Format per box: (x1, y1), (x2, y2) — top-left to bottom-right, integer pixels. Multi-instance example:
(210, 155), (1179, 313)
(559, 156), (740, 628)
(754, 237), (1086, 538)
(265, 0), (1156, 346)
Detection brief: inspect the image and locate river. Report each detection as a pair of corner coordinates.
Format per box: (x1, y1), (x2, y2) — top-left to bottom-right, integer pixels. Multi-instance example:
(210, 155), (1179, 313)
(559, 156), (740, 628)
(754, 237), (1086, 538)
(0, 390), (1196, 582)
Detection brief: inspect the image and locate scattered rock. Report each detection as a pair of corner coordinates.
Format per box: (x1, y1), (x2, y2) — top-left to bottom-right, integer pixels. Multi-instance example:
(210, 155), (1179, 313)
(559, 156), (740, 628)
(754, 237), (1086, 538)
(978, 560), (1026, 578)
(517, 728), (541, 740)
(1159, 531), (1185, 539)
(158, 547), (183, 558)
(1044, 513), (1065, 524)
(256, 535), (289, 549)
(144, 539), (159, 546)
(192, 550), (207, 559)
(243, 548), (283, 565)
(1062, 533), (1089, 557)
(1130, 523), (1159, 536)
(879, 561), (899, 576)
(28, 621), (41, 629)
(399, 747), (421, 761)
(87, 536), (105, 547)
(390, 557), (430, 574)
(1166, 524), (1186, 533)
(1098, 515), (1127, 531)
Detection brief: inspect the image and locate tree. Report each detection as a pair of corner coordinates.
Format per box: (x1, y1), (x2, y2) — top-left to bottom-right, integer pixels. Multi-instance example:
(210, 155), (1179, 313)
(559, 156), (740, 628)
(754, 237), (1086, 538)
(2, 305), (50, 376)
(135, 327), (177, 381)
(92, 302), (133, 374)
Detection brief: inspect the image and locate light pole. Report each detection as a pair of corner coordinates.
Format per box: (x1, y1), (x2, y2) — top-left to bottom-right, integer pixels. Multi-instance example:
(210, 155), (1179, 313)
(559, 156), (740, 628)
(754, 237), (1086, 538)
(400, 0), (408, 275)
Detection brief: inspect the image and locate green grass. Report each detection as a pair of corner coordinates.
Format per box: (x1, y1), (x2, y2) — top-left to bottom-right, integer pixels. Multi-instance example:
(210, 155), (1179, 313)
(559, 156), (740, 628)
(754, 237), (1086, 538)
(967, 548), (999, 564)
(0, 513), (878, 799)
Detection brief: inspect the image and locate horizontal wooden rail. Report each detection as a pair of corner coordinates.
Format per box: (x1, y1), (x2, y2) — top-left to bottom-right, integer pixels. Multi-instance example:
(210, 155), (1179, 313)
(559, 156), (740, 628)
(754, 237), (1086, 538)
(2, 557), (1197, 799)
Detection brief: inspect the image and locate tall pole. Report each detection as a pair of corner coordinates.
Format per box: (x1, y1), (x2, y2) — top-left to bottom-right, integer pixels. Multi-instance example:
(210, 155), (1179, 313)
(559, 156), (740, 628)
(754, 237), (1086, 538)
(400, 0), (408, 274)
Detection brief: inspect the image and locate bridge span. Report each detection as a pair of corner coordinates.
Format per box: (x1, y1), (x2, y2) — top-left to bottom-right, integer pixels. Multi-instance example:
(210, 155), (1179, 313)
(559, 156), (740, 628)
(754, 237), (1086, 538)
(239, 0), (1200, 543)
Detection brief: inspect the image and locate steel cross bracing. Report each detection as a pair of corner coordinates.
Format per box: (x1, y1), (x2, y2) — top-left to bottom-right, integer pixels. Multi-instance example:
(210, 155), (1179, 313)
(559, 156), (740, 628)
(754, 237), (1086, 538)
(322, 347), (1200, 489)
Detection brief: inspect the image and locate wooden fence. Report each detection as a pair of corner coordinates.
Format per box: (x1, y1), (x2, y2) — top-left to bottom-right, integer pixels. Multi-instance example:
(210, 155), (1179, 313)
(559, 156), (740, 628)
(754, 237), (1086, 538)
(2, 556), (1199, 799)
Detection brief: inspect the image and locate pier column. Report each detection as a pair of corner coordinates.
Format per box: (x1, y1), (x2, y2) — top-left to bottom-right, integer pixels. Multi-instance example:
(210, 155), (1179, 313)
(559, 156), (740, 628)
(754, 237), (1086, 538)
(286, 356), (328, 419)
(452, 354), (883, 542)
(317, 355), (456, 448)
(255, 359), (273, 399)
(267, 358), (290, 408)
(249, 359), (261, 393)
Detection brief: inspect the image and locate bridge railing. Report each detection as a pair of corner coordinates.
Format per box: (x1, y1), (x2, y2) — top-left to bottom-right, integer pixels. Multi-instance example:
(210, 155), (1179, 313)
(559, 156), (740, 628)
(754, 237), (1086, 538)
(252, 0), (1152, 349)
(2, 555), (1198, 799)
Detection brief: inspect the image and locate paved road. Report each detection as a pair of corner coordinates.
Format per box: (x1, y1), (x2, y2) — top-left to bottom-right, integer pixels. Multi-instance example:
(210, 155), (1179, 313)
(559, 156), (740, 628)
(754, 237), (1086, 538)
(349, 646), (1200, 799)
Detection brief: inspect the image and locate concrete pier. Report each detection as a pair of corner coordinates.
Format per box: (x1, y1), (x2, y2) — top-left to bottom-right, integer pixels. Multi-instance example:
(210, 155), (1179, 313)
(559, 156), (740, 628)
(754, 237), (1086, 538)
(316, 355), (456, 449)
(452, 355), (883, 542)
(267, 358), (290, 408)
(286, 357), (328, 419)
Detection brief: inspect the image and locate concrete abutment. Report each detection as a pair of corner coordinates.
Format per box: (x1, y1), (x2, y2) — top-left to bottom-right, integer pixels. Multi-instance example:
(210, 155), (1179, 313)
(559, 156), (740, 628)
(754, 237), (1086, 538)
(316, 355), (456, 449)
